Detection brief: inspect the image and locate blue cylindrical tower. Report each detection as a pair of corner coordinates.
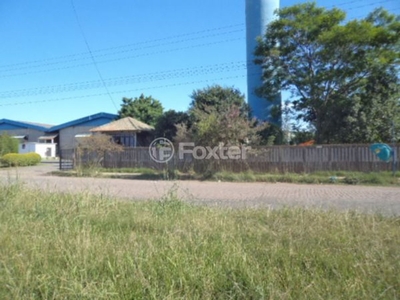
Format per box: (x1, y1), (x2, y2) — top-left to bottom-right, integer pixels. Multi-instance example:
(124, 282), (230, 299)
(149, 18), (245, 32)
(246, 0), (281, 124)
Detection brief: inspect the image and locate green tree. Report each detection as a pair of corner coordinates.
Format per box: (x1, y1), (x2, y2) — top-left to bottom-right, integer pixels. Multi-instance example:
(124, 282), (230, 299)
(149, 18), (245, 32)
(181, 85), (270, 146)
(118, 94), (163, 127)
(154, 110), (190, 141)
(0, 133), (19, 156)
(255, 3), (400, 144)
(189, 85), (249, 118)
(176, 104), (267, 147)
(335, 66), (400, 143)
(291, 129), (315, 145)
(257, 124), (283, 146)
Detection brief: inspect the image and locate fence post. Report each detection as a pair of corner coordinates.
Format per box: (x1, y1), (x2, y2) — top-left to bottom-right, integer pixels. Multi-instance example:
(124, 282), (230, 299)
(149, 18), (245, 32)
(301, 147), (306, 173)
(59, 149), (62, 170)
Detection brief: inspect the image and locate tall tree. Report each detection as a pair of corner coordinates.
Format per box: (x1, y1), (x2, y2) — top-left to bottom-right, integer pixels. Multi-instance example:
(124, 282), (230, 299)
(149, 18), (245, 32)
(189, 85), (249, 118)
(177, 85), (268, 146)
(0, 134), (19, 156)
(331, 66), (400, 143)
(154, 110), (190, 141)
(118, 94), (163, 127)
(255, 3), (400, 144)
(176, 104), (267, 147)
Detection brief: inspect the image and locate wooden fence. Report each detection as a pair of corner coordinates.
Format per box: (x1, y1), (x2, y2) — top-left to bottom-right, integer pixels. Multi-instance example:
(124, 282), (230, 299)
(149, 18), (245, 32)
(61, 144), (400, 173)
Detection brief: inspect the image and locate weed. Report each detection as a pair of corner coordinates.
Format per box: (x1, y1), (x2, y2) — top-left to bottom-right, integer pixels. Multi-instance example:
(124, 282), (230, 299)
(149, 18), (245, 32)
(0, 184), (399, 298)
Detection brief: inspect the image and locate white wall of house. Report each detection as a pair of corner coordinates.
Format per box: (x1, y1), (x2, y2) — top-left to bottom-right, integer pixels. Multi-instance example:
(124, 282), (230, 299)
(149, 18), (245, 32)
(19, 142), (57, 158)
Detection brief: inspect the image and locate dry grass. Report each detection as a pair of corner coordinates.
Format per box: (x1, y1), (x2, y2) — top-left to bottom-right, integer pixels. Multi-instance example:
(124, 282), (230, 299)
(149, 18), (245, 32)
(0, 182), (399, 299)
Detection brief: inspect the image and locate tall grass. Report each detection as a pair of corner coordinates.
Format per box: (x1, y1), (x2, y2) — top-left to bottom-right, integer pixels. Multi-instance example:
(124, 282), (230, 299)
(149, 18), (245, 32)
(211, 170), (400, 185)
(0, 183), (399, 299)
(53, 167), (400, 186)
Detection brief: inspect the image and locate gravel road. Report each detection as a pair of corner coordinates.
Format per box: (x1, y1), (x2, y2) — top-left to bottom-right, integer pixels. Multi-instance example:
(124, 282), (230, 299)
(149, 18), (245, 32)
(1, 163), (400, 215)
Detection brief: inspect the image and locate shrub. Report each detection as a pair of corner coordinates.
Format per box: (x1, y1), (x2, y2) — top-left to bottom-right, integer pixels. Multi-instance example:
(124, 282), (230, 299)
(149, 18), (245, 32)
(0, 154), (21, 167)
(25, 153), (42, 165)
(343, 176), (360, 185)
(0, 133), (19, 156)
(0, 152), (41, 167)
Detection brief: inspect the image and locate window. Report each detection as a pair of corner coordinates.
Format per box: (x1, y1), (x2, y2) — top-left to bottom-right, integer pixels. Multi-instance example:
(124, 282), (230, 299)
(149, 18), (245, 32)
(112, 134), (136, 147)
(39, 139), (52, 144)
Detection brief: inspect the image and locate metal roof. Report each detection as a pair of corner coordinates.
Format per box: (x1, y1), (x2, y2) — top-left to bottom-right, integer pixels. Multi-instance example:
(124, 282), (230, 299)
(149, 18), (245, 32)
(48, 112), (118, 132)
(0, 119), (52, 131)
(19, 121), (53, 128)
(38, 134), (58, 140)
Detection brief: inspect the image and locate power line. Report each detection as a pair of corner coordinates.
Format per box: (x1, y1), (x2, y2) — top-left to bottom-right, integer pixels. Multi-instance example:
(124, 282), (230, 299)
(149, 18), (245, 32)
(0, 72), (259, 107)
(0, 29), (244, 74)
(0, 0), (396, 109)
(0, 23), (244, 70)
(0, 0), (394, 74)
(0, 61), (247, 95)
(336, 0), (398, 10)
(351, 7), (400, 19)
(61, 1), (116, 109)
(326, 0), (374, 8)
(0, 61), (248, 99)
(0, 37), (243, 79)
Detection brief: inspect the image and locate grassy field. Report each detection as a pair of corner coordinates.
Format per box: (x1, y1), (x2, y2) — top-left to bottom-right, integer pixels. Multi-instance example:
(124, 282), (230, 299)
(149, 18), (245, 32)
(52, 167), (400, 186)
(210, 170), (400, 185)
(1, 183), (399, 299)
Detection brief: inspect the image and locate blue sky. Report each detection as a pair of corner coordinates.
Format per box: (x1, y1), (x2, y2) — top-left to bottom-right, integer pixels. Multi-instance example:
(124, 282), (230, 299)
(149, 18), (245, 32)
(0, 0), (399, 125)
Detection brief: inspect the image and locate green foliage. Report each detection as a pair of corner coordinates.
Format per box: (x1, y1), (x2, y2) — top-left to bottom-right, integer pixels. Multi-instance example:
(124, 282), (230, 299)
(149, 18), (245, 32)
(179, 104), (267, 148)
(1, 185), (399, 298)
(336, 68), (400, 143)
(0, 133), (19, 156)
(154, 109), (190, 140)
(177, 85), (267, 148)
(99, 167), (158, 174)
(189, 84), (249, 116)
(291, 130), (315, 145)
(75, 134), (123, 174)
(0, 152), (41, 167)
(258, 123), (284, 145)
(118, 94), (163, 126)
(50, 166), (400, 186)
(255, 3), (400, 144)
(211, 171), (400, 186)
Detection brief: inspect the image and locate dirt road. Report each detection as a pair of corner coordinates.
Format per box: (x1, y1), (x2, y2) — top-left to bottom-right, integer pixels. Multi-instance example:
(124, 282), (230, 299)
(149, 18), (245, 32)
(1, 163), (399, 215)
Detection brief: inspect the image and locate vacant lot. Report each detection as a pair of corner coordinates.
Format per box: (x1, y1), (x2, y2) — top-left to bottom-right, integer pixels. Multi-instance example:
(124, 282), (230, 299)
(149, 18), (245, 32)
(0, 183), (399, 299)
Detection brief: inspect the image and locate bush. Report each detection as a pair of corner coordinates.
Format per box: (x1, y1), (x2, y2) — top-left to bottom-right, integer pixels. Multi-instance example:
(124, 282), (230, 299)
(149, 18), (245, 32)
(0, 152), (41, 167)
(0, 134), (19, 156)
